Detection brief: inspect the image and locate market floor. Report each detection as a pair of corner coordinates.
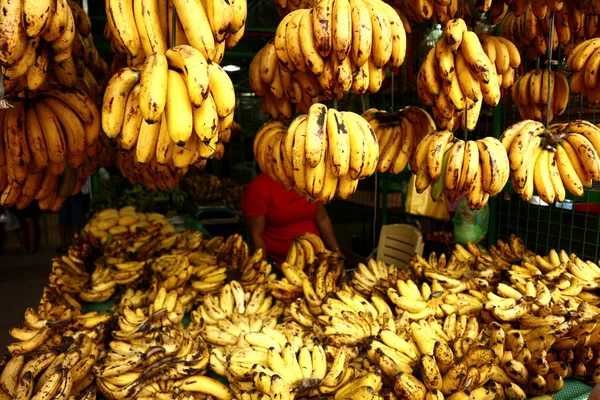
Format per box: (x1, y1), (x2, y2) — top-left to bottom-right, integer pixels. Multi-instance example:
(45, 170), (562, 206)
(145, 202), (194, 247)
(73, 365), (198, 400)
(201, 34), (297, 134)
(0, 248), (53, 358)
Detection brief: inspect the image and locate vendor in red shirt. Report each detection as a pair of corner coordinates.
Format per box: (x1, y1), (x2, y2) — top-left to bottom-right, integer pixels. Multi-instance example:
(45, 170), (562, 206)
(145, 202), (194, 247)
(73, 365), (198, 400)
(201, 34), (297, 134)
(241, 173), (340, 265)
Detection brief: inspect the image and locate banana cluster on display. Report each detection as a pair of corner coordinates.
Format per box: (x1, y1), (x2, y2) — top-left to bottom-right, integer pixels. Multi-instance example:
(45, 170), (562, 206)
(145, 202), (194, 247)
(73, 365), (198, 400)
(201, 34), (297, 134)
(254, 103), (379, 203)
(398, 0), (510, 25)
(500, 5), (560, 60)
(0, 89), (102, 211)
(1, 0), (107, 98)
(501, 119), (600, 203)
(5, 209), (600, 400)
(104, 0), (247, 65)
(511, 69), (569, 121)
(501, 1), (600, 56)
(567, 37), (600, 104)
(101, 45), (235, 186)
(411, 130), (509, 210)
(418, 19), (516, 131)
(362, 106), (435, 175)
(249, 0), (407, 118)
(83, 207), (175, 244)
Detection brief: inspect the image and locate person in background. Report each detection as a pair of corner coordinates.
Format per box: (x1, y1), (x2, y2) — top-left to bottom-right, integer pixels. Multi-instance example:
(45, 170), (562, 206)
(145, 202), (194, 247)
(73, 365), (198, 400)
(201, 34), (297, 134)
(11, 203), (41, 254)
(58, 179), (91, 253)
(241, 172), (340, 266)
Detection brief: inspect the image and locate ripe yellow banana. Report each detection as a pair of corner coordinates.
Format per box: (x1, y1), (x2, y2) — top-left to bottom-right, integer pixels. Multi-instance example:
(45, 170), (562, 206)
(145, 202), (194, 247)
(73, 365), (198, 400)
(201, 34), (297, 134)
(208, 62), (236, 118)
(101, 67), (141, 138)
(165, 69), (194, 145)
(139, 52), (168, 124)
(171, 0), (216, 61)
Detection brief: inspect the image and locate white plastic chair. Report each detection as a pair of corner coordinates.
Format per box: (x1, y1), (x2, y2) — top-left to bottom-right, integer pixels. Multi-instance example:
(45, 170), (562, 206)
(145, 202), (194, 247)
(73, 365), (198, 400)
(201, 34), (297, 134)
(376, 224), (424, 268)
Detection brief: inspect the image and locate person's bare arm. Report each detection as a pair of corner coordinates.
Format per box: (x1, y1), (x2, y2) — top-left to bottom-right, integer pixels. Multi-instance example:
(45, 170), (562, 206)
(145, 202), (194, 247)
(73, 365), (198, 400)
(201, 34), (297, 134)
(246, 215), (267, 260)
(314, 204), (340, 251)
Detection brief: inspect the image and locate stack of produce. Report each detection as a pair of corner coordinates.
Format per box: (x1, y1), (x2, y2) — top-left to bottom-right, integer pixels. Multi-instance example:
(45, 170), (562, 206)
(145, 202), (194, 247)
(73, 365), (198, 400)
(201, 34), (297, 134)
(0, 88), (102, 210)
(3, 209), (600, 400)
(82, 206), (175, 244)
(500, 119), (600, 203)
(180, 175), (246, 210)
(254, 103), (379, 202)
(511, 70), (569, 121)
(101, 45), (235, 188)
(1, 0), (107, 98)
(411, 130), (509, 209)
(418, 19), (517, 131)
(104, 0), (247, 64)
(568, 38), (600, 104)
(362, 106), (435, 175)
(249, 0), (407, 118)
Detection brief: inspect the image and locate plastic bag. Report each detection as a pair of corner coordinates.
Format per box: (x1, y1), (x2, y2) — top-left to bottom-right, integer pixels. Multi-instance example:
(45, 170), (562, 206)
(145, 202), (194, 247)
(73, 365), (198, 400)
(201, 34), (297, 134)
(452, 199), (489, 245)
(3, 209), (20, 232)
(405, 175), (450, 221)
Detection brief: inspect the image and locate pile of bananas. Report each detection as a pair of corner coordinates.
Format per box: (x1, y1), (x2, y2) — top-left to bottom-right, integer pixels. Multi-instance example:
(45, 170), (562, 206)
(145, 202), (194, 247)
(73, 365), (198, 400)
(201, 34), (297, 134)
(101, 46), (234, 181)
(104, 0), (247, 65)
(0, 88), (102, 210)
(249, 0), (407, 118)
(568, 38), (600, 104)
(511, 70), (569, 121)
(83, 207), (175, 245)
(501, 119), (600, 203)
(351, 258), (412, 295)
(362, 106), (435, 175)
(1, 334), (100, 400)
(411, 130), (509, 210)
(254, 103), (379, 203)
(418, 19), (514, 131)
(1, 0), (107, 98)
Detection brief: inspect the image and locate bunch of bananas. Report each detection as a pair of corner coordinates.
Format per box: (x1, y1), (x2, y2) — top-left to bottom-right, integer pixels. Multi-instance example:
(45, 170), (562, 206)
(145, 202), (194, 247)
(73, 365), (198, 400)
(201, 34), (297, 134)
(101, 46), (234, 178)
(411, 130), (509, 210)
(189, 282), (284, 345)
(477, 33), (521, 90)
(500, 6), (559, 60)
(410, 252), (497, 293)
(104, 0), (247, 65)
(418, 19), (513, 131)
(501, 119), (600, 203)
(1, 335), (100, 400)
(398, 0), (509, 25)
(249, 0), (407, 117)
(567, 38), (600, 104)
(556, 319), (600, 385)
(284, 232), (330, 270)
(49, 255), (90, 295)
(511, 70), (569, 121)
(83, 207), (175, 244)
(0, 88), (102, 210)
(351, 258), (412, 295)
(273, 240), (343, 305)
(1, 0), (106, 98)
(254, 103), (379, 203)
(362, 106), (435, 175)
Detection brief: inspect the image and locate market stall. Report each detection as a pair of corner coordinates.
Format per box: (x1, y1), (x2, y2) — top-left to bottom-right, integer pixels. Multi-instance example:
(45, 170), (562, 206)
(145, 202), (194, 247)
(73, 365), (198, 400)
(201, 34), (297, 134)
(0, 0), (600, 399)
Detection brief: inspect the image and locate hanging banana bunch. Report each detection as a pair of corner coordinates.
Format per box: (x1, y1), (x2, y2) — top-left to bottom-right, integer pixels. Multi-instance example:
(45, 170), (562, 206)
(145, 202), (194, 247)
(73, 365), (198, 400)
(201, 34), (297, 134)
(411, 131), (510, 210)
(1, 0), (106, 99)
(511, 70), (569, 122)
(249, 0), (407, 117)
(101, 45), (234, 185)
(254, 103), (379, 203)
(501, 119), (600, 204)
(104, 0), (247, 65)
(417, 19), (518, 131)
(362, 106), (435, 175)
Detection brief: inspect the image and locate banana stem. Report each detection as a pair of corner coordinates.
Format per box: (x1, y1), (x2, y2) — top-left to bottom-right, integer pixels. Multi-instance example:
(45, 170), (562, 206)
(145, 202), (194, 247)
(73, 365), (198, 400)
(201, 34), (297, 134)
(544, 12), (555, 128)
(171, 4), (177, 49)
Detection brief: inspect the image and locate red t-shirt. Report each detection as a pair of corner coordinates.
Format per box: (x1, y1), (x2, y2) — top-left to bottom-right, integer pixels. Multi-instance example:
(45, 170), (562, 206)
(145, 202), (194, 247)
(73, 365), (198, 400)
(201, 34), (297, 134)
(241, 173), (320, 264)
